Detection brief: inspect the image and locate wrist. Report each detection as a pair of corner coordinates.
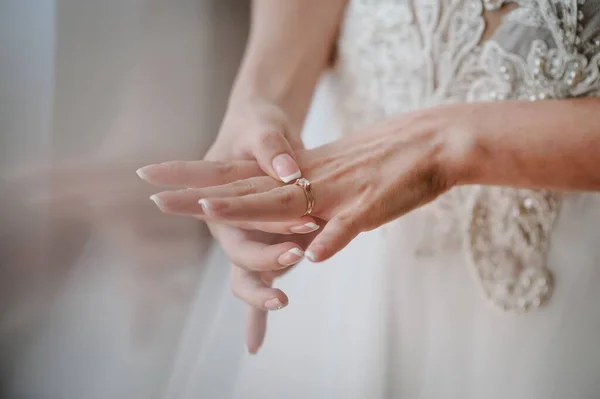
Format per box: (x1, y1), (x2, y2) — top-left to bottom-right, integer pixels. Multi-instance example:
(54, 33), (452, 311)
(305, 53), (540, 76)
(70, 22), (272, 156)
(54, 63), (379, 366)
(431, 104), (485, 188)
(228, 60), (319, 132)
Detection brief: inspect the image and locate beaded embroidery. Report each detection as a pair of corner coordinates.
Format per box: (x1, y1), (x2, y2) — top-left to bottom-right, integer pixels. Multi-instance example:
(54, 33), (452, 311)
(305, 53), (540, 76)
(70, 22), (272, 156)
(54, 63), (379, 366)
(333, 0), (600, 312)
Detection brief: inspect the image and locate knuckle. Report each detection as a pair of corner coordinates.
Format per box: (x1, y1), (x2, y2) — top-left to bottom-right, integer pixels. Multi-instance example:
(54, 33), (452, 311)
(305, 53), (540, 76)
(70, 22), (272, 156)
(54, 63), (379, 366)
(334, 212), (362, 233)
(214, 161), (237, 177)
(276, 188), (295, 206)
(230, 282), (242, 299)
(256, 130), (281, 149)
(255, 260), (277, 273)
(233, 179), (256, 195)
(229, 270), (243, 298)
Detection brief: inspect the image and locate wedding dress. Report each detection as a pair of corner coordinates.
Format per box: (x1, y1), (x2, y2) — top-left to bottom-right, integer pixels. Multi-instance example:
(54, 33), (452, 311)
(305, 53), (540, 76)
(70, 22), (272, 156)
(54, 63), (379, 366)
(173, 1), (600, 398)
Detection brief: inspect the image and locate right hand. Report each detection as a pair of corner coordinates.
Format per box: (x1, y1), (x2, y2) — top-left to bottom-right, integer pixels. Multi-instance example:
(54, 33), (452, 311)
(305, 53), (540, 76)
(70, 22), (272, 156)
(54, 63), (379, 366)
(140, 98), (319, 353)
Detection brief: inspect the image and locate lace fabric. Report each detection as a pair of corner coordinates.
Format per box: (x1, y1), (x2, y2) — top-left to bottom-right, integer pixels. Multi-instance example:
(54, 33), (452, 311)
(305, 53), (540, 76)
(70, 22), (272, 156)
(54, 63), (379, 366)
(331, 0), (600, 312)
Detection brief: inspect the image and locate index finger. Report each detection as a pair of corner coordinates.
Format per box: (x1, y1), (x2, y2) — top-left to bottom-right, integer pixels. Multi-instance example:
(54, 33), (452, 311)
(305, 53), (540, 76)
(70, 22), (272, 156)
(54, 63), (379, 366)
(136, 160), (263, 188)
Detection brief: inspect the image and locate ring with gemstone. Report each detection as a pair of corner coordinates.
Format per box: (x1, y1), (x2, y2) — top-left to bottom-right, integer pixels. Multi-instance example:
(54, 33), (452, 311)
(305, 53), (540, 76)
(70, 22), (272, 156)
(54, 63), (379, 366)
(293, 177), (315, 216)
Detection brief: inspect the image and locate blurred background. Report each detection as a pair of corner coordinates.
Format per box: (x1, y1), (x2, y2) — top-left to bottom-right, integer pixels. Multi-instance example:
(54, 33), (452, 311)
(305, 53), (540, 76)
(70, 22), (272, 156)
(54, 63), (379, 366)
(0, 1), (250, 397)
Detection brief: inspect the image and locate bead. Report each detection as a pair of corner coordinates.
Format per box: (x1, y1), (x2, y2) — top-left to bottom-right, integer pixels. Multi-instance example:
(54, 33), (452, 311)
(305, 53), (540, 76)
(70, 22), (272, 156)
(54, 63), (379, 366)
(578, 10), (584, 21)
(523, 198), (534, 209)
(537, 277), (548, 287)
(532, 298), (541, 307)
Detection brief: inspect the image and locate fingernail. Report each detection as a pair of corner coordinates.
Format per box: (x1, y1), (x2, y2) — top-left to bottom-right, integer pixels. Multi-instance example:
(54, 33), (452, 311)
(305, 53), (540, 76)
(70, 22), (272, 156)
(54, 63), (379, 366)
(136, 167), (150, 181)
(277, 247), (304, 266)
(272, 154), (301, 183)
(290, 222), (320, 234)
(305, 250), (318, 262)
(149, 194), (163, 208)
(264, 298), (287, 311)
(198, 198), (211, 213)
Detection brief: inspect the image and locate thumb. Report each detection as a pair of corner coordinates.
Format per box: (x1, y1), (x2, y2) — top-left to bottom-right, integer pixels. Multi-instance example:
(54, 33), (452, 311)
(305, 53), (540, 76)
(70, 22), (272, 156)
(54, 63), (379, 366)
(252, 130), (301, 183)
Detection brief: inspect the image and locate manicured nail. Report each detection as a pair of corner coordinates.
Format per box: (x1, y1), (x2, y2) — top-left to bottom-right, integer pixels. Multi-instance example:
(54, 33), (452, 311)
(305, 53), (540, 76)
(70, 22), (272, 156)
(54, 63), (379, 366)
(264, 298), (286, 311)
(277, 247), (304, 266)
(198, 199), (211, 213)
(136, 167), (150, 181)
(272, 154), (301, 183)
(290, 222), (320, 234)
(305, 250), (318, 262)
(149, 194), (163, 207)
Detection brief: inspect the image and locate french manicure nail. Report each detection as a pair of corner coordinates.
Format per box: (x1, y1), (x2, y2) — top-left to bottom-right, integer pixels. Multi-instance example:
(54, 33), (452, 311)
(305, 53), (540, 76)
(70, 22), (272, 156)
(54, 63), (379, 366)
(264, 298), (286, 311)
(272, 154), (301, 183)
(290, 222), (320, 234)
(198, 199), (211, 212)
(278, 248), (304, 266)
(136, 167), (150, 181)
(149, 194), (163, 207)
(305, 250), (318, 262)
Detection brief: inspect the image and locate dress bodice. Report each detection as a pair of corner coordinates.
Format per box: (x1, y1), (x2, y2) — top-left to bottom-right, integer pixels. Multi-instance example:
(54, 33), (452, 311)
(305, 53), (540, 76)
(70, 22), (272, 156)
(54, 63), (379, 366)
(330, 0), (600, 313)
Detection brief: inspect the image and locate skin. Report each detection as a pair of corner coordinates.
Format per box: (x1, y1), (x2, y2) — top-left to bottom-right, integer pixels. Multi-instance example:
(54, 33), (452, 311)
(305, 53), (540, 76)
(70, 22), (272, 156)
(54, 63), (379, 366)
(141, 97), (600, 276)
(181, 0), (348, 353)
(147, 0), (600, 355)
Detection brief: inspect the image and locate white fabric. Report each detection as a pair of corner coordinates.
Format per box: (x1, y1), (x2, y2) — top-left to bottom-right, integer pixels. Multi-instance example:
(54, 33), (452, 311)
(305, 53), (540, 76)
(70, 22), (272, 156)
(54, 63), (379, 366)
(180, 0), (600, 398)
(5, 1), (600, 398)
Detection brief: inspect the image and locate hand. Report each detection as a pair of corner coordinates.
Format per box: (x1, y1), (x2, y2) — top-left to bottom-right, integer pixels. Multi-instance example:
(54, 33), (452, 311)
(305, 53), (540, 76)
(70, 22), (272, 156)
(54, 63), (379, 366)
(139, 99), (318, 354)
(144, 104), (470, 262)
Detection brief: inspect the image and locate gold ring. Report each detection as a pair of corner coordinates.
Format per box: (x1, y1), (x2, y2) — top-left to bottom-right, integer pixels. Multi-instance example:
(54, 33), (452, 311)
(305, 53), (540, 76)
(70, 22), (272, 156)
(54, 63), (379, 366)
(294, 177), (315, 216)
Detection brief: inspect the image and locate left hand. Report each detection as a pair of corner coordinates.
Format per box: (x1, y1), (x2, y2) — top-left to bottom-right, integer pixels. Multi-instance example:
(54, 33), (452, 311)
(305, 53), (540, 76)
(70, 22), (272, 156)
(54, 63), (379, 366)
(146, 104), (472, 262)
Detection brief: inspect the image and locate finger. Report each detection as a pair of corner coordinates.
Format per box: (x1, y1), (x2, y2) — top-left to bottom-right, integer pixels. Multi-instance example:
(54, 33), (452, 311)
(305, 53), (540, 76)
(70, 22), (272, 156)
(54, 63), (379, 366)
(305, 212), (362, 262)
(231, 266), (288, 311)
(150, 176), (281, 214)
(200, 185), (307, 221)
(196, 217), (320, 235)
(136, 160), (263, 188)
(245, 306), (268, 354)
(252, 130), (301, 183)
(150, 186), (320, 234)
(216, 226), (306, 271)
(230, 265), (287, 354)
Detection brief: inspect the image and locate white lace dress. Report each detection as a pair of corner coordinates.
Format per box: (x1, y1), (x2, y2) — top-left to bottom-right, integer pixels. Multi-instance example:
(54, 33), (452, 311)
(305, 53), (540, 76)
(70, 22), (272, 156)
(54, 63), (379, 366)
(175, 1), (600, 398)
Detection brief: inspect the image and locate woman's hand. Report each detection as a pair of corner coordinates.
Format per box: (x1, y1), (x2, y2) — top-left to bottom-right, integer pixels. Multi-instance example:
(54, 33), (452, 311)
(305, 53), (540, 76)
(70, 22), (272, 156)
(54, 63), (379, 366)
(145, 104), (473, 262)
(138, 98), (322, 354)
